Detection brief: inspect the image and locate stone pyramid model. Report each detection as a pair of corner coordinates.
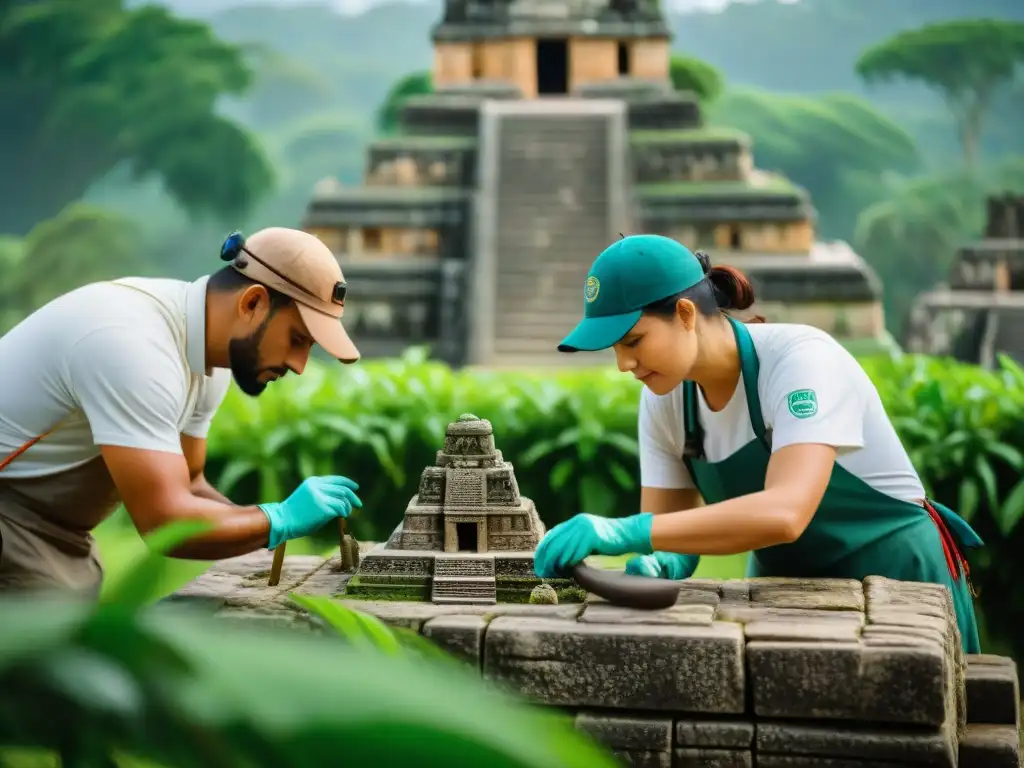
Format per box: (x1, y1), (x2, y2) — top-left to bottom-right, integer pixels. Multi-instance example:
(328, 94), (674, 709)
(345, 414), (569, 605)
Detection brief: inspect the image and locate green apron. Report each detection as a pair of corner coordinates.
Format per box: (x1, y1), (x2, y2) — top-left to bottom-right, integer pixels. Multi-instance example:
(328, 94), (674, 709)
(680, 317), (983, 654)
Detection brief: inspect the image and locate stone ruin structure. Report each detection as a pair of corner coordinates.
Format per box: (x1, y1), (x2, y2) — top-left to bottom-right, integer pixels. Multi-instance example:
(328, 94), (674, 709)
(906, 192), (1024, 367)
(170, 557), (1022, 767)
(299, 0), (892, 367)
(167, 416), (1022, 767)
(344, 414), (566, 605)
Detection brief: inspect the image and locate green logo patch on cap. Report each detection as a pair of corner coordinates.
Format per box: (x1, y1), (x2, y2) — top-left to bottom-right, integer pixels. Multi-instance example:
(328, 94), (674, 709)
(786, 389), (818, 419)
(584, 275), (600, 303)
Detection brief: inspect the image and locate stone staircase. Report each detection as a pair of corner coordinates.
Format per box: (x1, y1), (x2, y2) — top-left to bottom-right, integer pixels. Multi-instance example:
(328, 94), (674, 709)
(430, 554), (497, 605)
(470, 99), (634, 367)
(982, 307), (1024, 367)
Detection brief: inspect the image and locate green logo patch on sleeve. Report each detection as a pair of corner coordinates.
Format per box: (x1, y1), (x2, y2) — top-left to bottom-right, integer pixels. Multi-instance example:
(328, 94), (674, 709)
(786, 389), (818, 419)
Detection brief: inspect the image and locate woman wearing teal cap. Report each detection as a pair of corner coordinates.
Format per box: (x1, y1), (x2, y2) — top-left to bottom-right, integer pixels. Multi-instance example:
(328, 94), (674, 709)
(534, 233), (983, 653)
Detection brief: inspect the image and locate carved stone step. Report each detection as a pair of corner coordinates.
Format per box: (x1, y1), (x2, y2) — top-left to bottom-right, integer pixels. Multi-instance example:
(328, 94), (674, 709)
(434, 556), (496, 579)
(431, 577), (497, 605)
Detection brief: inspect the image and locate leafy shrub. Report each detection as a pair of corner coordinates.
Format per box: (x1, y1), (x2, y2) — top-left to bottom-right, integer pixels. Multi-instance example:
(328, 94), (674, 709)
(205, 348), (1024, 660)
(861, 352), (1024, 659)
(206, 347), (644, 542)
(0, 522), (619, 768)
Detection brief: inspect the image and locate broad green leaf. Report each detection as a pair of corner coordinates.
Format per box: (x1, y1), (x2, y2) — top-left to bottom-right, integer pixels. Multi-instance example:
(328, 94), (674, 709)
(288, 594), (403, 655)
(998, 479), (1024, 536)
(101, 520), (215, 609)
(958, 478), (979, 523)
(974, 455), (999, 513)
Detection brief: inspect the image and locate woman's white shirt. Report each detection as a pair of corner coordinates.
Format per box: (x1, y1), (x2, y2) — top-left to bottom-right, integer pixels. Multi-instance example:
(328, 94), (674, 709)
(638, 323), (926, 504)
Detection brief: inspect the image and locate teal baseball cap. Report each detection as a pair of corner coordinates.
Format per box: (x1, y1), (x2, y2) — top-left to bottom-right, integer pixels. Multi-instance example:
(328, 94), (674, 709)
(558, 234), (706, 352)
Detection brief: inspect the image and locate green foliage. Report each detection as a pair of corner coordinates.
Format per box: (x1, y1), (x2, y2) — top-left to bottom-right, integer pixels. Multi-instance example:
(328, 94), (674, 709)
(203, 349), (1024, 660)
(376, 70), (433, 134)
(205, 348), (643, 542)
(0, 0), (274, 236)
(853, 156), (1024, 336)
(709, 87), (920, 241)
(0, 550), (619, 768)
(0, 203), (148, 335)
(859, 353), (1024, 659)
(856, 19), (1024, 166)
(668, 55), (724, 103)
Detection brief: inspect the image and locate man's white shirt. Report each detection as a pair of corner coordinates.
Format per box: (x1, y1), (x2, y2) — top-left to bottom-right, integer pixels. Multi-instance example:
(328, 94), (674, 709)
(0, 276), (231, 478)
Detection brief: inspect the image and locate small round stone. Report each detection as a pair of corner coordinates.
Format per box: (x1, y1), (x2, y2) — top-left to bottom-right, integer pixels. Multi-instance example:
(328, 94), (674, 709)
(529, 584), (558, 605)
(457, 413), (479, 422)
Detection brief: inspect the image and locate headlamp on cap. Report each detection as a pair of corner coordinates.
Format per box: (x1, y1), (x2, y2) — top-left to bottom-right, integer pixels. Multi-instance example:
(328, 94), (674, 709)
(218, 230), (347, 305)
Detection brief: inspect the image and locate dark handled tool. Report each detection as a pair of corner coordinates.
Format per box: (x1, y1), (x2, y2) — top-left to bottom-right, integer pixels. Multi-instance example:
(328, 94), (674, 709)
(571, 563), (680, 610)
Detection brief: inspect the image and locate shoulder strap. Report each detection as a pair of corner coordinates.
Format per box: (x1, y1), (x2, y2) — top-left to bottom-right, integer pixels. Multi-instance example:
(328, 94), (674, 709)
(0, 412), (75, 473)
(729, 317), (769, 448)
(681, 318), (771, 463)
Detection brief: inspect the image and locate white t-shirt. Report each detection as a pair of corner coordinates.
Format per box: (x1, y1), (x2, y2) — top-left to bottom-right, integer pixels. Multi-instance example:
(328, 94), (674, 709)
(0, 276), (232, 479)
(639, 323), (925, 503)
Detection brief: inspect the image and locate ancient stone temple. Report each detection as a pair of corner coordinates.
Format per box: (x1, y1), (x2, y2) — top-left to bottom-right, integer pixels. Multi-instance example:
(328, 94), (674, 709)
(906, 192), (1024, 367)
(300, 0), (892, 366)
(345, 414), (560, 605)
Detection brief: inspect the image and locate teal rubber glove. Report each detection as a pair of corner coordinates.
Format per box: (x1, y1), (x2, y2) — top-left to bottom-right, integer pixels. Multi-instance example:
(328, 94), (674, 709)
(534, 513), (655, 579)
(625, 552), (700, 580)
(259, 476), (362, 550)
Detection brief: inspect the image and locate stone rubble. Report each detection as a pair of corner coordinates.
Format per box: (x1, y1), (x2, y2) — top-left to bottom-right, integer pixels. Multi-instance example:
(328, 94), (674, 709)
(170, 550), (1022, 767)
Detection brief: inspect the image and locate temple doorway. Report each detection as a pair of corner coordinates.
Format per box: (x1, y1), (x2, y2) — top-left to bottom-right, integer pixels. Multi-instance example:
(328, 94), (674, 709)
(536, 39), (568, 95)
(456, 521), (478, 552)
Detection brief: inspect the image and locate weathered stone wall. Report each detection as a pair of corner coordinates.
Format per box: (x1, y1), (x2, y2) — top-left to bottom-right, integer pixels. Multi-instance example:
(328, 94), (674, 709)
(169, 552), (1021, 768)
(632, 141), (751, 183)
(366, 145), (476, 188)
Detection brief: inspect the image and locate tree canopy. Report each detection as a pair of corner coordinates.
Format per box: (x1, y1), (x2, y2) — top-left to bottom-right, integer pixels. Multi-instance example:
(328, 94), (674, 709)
(0, 0), (274, 236)
(0, 203), (146, 334)
(376, 71), (433, 134)
(856, 19), (1024, 167)
(668, 55), (724, 103)
(853, 157), (1024, 335)
(709, 87), (921, 240)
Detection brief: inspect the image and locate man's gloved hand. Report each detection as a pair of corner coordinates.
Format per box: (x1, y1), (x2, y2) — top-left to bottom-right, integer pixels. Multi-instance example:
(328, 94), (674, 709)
(625, 551), (700, 580)
(259, 476), (362, 550)
(534, 512), (655, 579)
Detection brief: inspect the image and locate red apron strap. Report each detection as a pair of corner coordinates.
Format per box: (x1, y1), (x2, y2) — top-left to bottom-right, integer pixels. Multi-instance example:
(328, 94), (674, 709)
(0, 416), (72, 473)
(922, 498), (977, 598)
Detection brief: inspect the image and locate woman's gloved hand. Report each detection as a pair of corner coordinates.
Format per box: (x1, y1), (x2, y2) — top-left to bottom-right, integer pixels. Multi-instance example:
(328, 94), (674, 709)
(625, 551), (700, 580)
(534, 512), (654, 579)
(259, 476), (362, 550)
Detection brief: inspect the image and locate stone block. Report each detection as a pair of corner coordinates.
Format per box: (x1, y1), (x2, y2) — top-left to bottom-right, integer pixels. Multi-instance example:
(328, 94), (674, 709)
(675, 720), (753, 748)
(484, 617), (745, 713)
(756, 722), (955, 766)
(747, 578), (865, 612)
(676, 584), (723, 607)
(860, 624), (945, 649)
(744, 621), (861, 643)
(575, 711), (673, 751)
(965, 655), (1020, 726)
(574, 712), (673, 768)
(747, 641), (948, 726)
(579, 603), (715, 626)
(339, 599), (583, 630)
(716, 605), (864, 628)
(291, 565), (353, 597)
(757, 758), (911, 767)
(673, 748), (751, 767)
(421, 614), (488, 666)
(958, 724), (1021, 768)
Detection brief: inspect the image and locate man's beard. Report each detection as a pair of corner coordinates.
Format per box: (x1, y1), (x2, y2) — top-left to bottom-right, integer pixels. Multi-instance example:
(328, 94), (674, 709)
(228, 321), (287, 397)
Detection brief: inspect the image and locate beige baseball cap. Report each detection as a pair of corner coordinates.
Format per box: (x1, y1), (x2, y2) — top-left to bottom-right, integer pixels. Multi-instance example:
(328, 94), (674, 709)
(221, 227), (360, 363)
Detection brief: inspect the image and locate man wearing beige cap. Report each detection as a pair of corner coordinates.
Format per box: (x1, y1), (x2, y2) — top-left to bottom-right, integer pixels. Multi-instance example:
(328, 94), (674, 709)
(0, 227), (362, 596)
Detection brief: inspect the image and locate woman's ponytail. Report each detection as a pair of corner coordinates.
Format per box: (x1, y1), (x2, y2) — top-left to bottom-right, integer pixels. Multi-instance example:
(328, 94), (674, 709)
(695, 251), (765, 322)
